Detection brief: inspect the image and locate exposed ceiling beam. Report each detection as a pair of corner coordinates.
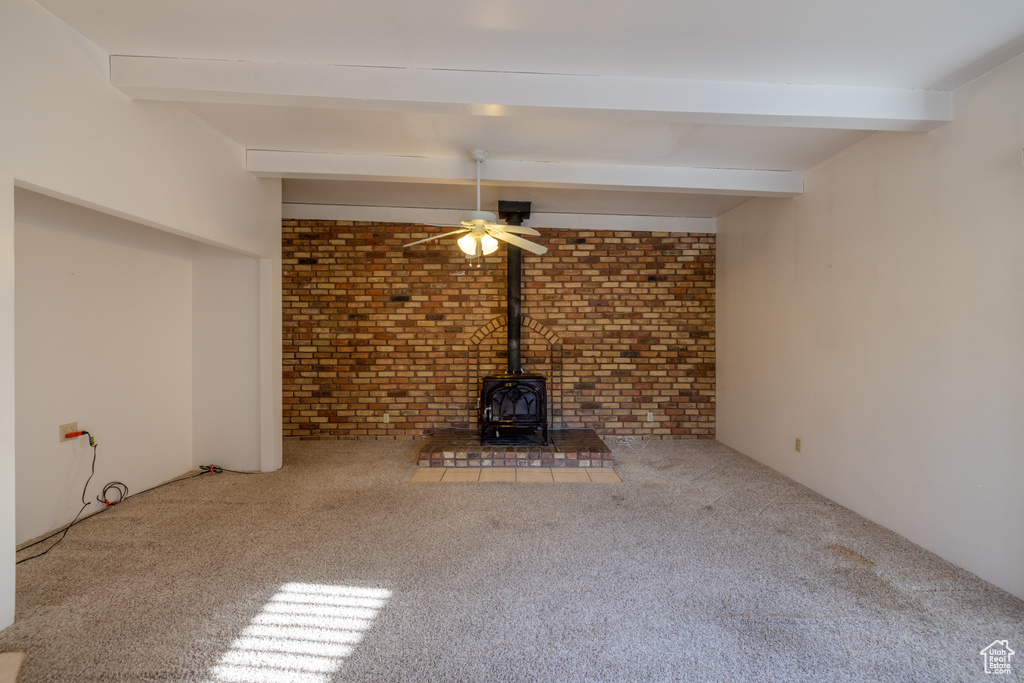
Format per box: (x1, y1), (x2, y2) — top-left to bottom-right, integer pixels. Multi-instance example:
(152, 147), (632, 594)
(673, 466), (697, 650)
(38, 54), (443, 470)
(249, 151), (803, 198)
(281, 203), (716, 233)
(111, 56), (953, 132)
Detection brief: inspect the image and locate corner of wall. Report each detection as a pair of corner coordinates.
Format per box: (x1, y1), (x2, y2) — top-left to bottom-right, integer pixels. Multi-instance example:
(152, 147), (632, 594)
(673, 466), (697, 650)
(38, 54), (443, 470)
(0, 177), (16, 630)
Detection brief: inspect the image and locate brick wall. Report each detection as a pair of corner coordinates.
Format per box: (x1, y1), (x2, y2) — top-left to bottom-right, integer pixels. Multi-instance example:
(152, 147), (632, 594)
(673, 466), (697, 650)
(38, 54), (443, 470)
(282, 221), (715, 439)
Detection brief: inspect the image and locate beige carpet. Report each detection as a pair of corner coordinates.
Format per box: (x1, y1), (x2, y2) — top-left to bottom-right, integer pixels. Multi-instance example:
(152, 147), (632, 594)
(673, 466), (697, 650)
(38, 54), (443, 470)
(1, 439), (1022, 682)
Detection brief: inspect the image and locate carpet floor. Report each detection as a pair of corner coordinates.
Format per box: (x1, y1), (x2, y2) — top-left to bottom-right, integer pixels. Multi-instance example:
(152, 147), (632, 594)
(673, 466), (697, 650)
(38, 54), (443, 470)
(1, 439), (1022, 682)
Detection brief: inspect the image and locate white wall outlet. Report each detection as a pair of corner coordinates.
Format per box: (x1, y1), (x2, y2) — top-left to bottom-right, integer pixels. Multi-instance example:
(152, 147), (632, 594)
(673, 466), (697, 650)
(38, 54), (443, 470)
(646, 411), (654, 422)
(383, 413), (390, 424)
(795, 437), (802, 453)
(59, 421), (78, 443)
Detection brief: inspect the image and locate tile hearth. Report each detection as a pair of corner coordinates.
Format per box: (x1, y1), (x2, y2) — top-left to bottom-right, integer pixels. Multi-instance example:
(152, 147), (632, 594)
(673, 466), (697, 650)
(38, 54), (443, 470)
(417, 428), (614, 468)
(410, 467), (622, 483)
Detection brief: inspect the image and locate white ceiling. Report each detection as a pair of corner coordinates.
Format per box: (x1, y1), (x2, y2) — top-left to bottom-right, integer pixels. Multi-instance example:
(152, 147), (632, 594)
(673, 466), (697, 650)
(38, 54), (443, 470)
(36, 0), (1024, 229)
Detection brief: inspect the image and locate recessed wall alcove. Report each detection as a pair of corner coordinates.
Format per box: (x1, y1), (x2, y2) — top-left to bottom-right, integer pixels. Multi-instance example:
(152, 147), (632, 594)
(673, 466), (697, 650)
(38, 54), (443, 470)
(12, 188), (269, 546)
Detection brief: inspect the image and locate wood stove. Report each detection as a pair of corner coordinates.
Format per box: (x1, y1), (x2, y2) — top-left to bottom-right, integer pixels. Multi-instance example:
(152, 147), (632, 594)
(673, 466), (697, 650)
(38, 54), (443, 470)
(480, 372), (547, 443)
(479, 201), (549, 445)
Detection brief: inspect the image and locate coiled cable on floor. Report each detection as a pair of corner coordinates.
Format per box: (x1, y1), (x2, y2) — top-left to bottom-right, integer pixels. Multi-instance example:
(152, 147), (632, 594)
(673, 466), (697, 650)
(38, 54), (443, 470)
(200, 464), (257, 475)
(605, 435), (654, 451)
(97, 481), (128, 506)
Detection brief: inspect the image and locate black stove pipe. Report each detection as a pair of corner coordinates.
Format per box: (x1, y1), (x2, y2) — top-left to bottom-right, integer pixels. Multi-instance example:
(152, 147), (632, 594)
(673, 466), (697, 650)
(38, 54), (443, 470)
(506, 240), (522, 374)
(498, 201), (531, 374)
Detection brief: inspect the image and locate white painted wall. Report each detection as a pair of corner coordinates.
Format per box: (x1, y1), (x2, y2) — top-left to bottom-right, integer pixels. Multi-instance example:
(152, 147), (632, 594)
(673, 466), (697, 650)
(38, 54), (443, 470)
(717, 55), (1024, 599)
(192, 244), (261, 471)
(0, 0), (281, 629)
(14, 190), (195, 543)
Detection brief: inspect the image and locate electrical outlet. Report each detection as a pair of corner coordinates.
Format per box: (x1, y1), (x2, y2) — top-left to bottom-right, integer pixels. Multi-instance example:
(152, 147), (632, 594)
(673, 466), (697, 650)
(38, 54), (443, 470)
(383, 413), (390, 424)
(59, 422), (78, 443)
(646, 411), (654, 422)
(795, 437), (802, 453)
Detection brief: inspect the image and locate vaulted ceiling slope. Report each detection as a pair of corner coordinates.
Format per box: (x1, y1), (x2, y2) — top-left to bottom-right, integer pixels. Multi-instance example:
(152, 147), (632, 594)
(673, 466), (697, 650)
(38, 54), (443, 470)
(37, 0), (1024, 230)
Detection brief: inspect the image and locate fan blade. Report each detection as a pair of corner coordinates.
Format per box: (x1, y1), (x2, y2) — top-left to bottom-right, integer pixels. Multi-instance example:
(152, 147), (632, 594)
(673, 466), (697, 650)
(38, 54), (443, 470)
(494, 225), (540, 236)
(404, 228), (469, 248)
(492, 231), (548, 255)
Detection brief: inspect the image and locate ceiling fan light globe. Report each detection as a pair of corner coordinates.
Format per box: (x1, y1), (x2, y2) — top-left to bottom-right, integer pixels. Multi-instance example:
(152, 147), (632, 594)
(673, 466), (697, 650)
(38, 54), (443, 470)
(457, 233), (478, 255)
(481, 235), (499, 255)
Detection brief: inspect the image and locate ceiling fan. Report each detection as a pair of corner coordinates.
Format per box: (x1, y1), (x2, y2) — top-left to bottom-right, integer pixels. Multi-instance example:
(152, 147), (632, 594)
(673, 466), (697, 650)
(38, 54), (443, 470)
(403, 149), (548, 258)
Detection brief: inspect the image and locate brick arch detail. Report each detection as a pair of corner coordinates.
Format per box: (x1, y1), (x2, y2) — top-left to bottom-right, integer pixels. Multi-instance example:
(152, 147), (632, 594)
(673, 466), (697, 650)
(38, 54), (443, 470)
(468, 315), (562, 346)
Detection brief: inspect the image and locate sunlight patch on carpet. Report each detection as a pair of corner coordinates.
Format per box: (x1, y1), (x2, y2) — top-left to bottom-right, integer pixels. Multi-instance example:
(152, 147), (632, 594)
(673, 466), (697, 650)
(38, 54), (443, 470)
(209, 583), (391, 683)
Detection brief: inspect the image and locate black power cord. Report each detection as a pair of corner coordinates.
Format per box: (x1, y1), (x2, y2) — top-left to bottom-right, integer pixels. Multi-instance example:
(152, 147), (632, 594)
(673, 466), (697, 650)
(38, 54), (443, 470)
(198, 465), (253, 475)
(16, 432), (99, 564)
(15, 432), (258, 565)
